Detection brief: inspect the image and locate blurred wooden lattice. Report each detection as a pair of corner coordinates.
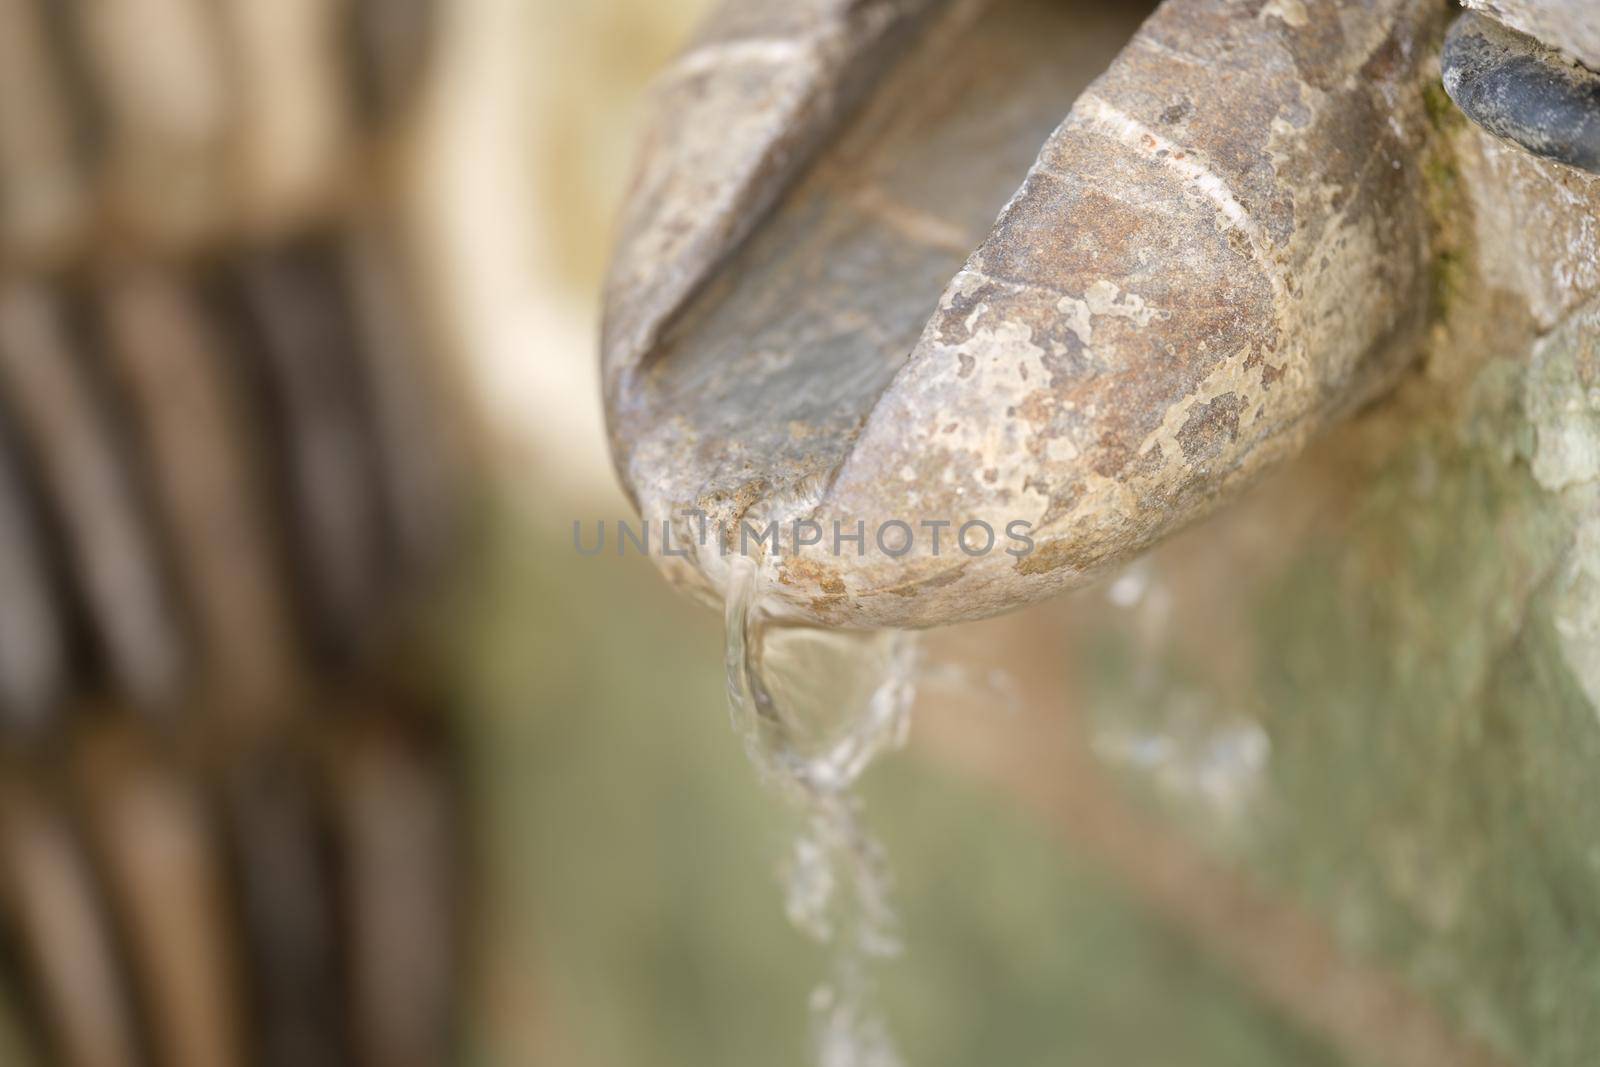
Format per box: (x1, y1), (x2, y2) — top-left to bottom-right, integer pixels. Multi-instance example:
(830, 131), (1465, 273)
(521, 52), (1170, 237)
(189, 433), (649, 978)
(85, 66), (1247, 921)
(0, 3), (467, 1066)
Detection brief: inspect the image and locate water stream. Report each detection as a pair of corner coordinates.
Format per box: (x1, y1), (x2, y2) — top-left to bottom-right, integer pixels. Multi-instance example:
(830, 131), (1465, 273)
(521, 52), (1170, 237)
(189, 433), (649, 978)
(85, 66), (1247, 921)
(722, 554), (918, 1067)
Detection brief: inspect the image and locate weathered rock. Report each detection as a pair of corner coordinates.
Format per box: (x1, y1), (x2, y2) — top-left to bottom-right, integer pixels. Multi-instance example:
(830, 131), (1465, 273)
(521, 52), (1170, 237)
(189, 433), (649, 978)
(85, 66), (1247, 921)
(605, 0), (1448, 628)
(1443, 12), (1600, 175)
(1462, 0), (1600, 71)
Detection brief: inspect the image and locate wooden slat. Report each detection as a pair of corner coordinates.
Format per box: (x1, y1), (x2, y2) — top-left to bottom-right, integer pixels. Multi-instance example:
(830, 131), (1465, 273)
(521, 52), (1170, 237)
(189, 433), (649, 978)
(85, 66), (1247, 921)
(0, 283), (185, 711)
(0, 780), (142, 1067)
(216, 0), (351, 233)
(79, 728), (247, 1067)
(343, 221), (459, 583)
(224, 754), (349, 1067)
(0, 0), (90, 266)
(225, 242), (388, 663)
(0, 961), (43, 1067)
(97, 266), (302, 728)
(0, 405), (66, 731)
(335, 714), (457, 1067)
(347, 0), (437, 125)
(67, 0), (232, 248)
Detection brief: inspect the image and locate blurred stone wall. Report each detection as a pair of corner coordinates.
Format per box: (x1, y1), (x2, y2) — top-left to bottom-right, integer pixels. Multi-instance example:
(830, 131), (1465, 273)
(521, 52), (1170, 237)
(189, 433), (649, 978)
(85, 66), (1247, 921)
(916, 91), (1600, 1067)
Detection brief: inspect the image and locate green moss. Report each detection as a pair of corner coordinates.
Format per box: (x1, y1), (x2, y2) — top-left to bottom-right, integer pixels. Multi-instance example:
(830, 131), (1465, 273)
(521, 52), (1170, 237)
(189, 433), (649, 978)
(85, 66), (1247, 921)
(1417, 72), (1482, 327)
(1422, 80), (1466, 134)
(1428, 245), (1466, 323)
(1422, 138), (1470, 324)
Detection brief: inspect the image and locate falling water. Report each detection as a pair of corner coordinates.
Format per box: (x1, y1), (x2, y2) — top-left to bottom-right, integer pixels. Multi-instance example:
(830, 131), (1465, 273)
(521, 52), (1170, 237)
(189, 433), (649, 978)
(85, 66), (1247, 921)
(723, 553), (918, 1067)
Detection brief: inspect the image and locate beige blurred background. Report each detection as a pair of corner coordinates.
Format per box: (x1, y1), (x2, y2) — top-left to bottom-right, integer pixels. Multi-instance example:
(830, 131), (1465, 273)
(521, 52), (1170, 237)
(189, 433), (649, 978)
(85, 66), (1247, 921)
(417, 0), (712, 506)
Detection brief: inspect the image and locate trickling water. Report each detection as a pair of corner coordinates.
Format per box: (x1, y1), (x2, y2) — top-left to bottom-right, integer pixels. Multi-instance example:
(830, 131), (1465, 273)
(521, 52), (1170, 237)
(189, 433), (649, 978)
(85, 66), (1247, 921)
(723, 554), (918, 1067)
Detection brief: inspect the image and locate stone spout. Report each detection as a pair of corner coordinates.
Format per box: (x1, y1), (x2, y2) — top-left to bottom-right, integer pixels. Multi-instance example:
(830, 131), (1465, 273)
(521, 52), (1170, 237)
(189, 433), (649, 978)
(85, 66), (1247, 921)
(602, 0), (1450, 627)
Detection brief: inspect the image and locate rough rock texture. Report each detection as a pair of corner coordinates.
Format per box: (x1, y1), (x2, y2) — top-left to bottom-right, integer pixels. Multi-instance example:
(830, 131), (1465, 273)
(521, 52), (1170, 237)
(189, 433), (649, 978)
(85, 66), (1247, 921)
(606, 0), (1448, 627)
(1462, 0), (1600, 70)
(601, 0), (940, 412)
(802, 0), (1443, 625)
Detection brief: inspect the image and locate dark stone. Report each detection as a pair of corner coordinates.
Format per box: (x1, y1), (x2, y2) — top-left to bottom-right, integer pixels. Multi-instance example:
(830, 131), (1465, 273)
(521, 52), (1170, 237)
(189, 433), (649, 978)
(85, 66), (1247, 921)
(1442, 11), (1600, 174)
